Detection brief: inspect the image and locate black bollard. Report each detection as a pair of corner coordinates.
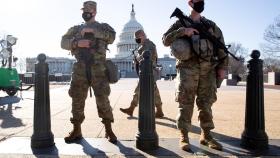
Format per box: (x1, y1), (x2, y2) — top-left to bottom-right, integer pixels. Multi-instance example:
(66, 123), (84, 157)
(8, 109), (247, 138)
(31, 54), (54, 148)
(136, 51), (159, 151)
(241, 50), (268, 149)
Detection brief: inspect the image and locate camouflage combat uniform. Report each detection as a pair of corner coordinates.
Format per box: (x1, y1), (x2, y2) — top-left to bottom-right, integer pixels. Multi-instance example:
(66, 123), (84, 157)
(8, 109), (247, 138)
(131, 39), (162, 109)
(61, 21), (116, 124)
(162, 17), (228, 132)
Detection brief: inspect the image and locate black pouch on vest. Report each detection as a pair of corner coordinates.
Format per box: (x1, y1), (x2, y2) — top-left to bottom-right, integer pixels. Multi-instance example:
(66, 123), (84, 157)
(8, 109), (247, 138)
(105, 60), (119, 84)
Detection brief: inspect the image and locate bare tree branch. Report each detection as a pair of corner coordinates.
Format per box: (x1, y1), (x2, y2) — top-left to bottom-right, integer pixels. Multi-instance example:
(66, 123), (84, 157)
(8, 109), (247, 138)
(262, 14), (280, 57)
(227, 42), (248, 75)
(263, 57), (280, 73)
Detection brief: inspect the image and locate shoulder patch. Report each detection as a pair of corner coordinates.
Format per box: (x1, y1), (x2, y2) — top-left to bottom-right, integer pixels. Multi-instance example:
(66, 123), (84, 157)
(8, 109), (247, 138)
(201, 17), (216, 29)
(68, 25), (81, 34)
(101, 23), (115, 32)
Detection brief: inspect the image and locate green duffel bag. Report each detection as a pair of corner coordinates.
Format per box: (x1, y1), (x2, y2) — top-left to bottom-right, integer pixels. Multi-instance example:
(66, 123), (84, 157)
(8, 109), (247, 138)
(105, 60), (119, 84)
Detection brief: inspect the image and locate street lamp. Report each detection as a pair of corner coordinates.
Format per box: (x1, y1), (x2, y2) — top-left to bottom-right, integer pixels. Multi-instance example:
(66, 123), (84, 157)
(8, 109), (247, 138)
(169, 64), (172, 81)
(6, 35), (17, 46)
(1, 48), (10, 59)
(0, 35), (17, 68)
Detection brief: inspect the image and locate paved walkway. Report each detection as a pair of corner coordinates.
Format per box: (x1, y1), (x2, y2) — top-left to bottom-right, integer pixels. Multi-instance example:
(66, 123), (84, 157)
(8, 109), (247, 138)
(0, 79), (279, 157)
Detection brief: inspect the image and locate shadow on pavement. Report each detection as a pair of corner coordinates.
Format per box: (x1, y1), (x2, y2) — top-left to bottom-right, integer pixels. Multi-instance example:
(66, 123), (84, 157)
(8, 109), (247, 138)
(145, 146), (184, 158)
(75, 138), (105, 157)
(116, 140), (146, 157)
(190, 144), (223, 157)
(191, 125), (247, 155)
(191, 125), (280, 156)
(128, 116), (178, 129)
(156, 116), (177, 129)
(264, 144), (280, 156)
(191, 125), (237, 139)
(31, 145), (59, 158)
(0, 103), (25, 128)
(122, 115), (280, 156)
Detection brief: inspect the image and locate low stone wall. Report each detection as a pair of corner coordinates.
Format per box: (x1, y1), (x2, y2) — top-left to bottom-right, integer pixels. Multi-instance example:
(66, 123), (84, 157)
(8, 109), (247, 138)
(268, 72), (280, 85)
(19, 74), (71, 84)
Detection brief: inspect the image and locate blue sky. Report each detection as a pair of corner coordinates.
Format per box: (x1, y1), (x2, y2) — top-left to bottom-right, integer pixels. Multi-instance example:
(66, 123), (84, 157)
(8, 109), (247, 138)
(0, 0), (279, 58)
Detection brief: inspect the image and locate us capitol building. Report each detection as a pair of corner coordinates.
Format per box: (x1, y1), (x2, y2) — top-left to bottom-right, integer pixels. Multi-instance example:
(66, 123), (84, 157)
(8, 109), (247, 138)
(111, 5), (176, 78)
(110, 5), (143, 78)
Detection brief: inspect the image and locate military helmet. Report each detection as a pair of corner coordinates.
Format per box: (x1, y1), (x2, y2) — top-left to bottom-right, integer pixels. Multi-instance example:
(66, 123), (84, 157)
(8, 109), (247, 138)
(171, 38), (192, 60)
(81, 1), (97, 11)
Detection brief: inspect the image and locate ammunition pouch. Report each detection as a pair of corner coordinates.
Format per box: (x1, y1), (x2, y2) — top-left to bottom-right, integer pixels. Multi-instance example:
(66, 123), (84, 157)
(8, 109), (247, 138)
(79, 49), (94, 64)
(79, 48), (94, 86)
(105, 60), (119, 84)
(171, 38), (192, 60)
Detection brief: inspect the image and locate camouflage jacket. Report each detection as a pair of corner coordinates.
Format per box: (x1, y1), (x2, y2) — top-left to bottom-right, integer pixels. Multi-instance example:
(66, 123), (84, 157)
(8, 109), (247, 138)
(61, 21), (116, 63)
(162, 16), (228, 70)
(137, 39), (158, 67)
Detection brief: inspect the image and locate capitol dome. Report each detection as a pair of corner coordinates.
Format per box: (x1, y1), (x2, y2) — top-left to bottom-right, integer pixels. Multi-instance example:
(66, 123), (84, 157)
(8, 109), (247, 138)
(115, 4), (144, 59)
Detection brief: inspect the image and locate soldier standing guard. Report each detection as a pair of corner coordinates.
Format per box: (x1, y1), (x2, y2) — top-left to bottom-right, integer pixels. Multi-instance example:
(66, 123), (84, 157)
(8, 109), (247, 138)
(162, 0), (228, 151)
(120, 29), (164, 118)
(61, 1), (117, 143)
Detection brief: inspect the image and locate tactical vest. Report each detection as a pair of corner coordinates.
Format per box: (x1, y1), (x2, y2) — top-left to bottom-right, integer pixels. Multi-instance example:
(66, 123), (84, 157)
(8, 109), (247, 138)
(72, 23), (107, 64)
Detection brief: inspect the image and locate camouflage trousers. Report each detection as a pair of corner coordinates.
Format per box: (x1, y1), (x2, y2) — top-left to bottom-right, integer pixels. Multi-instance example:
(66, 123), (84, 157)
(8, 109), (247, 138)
(131, 81), (162, 108)
(175, 62), (217, 132)
(68, 62), (113, 124)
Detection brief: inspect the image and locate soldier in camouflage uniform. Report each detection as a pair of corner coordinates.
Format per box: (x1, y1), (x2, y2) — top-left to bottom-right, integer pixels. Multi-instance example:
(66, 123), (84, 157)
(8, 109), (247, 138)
(162, 0), (228, 151)
(120, 29), (164, 118)
(61, 1), (117, 144)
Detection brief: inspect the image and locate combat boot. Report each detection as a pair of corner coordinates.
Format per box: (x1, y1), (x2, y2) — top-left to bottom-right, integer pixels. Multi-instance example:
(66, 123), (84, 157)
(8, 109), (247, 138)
(155, 106), (164, 118)
(200, 130), (223, 151)
(120, 104), (136, 116)
(64, 124), (82, 143)
(179, 130), (191, 151)
(103, 120), (117, 144)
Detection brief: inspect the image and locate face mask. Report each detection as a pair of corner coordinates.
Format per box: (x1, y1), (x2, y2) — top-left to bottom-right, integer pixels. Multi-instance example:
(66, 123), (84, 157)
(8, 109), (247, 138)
(135, 38), (141, 44)
(192, 1), (204, 13)
(82, 12), (93, 22)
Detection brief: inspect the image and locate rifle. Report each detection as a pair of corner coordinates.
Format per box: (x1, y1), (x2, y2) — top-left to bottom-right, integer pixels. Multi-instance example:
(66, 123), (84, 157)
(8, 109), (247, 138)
(131, 48), (140, 76)
(79, 32), (95, 97)
(170, 8), (239, 61)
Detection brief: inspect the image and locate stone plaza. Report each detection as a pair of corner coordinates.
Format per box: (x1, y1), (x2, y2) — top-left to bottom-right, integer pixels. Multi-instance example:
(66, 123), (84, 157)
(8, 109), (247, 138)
(0, 79), (279, 157)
